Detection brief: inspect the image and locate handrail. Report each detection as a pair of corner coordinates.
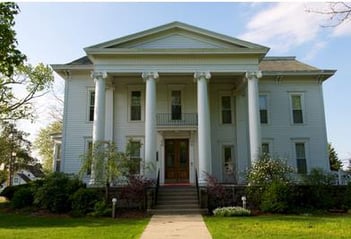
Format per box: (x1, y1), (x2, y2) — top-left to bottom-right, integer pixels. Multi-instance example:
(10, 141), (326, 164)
(195, 168), (200, 203)
(155, 169), (160, 204)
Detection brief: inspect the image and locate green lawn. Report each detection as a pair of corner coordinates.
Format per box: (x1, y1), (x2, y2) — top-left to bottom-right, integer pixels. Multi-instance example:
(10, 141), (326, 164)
(0, 212), (149, 239)
(205, 214), (351, 239)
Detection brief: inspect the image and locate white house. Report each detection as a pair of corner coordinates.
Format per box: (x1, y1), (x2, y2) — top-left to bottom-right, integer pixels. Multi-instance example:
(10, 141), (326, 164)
(52, 22), (335, 185)
(11, 165), (45, 186)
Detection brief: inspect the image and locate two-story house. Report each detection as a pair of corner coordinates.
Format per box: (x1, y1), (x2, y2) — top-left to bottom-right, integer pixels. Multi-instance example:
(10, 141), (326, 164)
(52, 22), (335, 185)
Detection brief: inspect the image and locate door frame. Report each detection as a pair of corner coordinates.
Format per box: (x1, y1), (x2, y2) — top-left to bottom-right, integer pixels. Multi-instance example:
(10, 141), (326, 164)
(164, 138), (189, 184)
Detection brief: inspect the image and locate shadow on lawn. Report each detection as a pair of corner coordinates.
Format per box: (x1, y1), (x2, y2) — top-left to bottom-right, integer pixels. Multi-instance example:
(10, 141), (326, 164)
(0, 212), (147, 229)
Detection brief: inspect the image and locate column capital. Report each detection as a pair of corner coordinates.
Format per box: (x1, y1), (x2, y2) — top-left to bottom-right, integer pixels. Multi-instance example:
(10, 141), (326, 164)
(245, 71), (262, 80)
(142, 72), (159, 81)
(91, 71), (107, 80)
(194, 71), (211, 81)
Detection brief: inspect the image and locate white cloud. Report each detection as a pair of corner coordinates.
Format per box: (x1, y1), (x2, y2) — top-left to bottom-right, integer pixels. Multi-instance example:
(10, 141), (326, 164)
(332, 20), (351, 37)
(239, 3), (328, 53)
(302, 41), (327, 61)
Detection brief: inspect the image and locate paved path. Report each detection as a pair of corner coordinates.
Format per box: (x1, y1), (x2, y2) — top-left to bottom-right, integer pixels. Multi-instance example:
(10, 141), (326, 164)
(140, 214), (212, 239)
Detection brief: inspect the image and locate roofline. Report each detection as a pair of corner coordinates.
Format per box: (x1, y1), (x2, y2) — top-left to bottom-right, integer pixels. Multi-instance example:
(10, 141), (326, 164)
(262, 70), (336, 80)
(85, 21), (270, 51)
(51, 64), (93, 71)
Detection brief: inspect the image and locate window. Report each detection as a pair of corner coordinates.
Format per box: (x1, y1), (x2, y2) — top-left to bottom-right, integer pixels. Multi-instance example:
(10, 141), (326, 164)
(295, 142), (307, 174)
(221, 96), (232, 124)
(89, 91), (95, 121)
(291, 94), (303, 124)
(259, 95), (268, 124)
(171, 90), (182, 120)
(131, 91), (141, 121)
(262, 143), (270, 155)
(128, 141), (141, 175)
(223, 146), (234, 175)
(54, 143), (62, 172)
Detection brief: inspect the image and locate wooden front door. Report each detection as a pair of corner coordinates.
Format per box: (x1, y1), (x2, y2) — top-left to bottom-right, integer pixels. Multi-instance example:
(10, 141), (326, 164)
(165, 139), (189, 183)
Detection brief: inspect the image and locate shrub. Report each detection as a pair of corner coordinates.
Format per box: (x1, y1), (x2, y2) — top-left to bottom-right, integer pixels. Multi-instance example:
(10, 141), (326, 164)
(260, 181), (294, 213)
(11, 187), (34, 209)
(89, 200), (111, 217)
(0, 184), (30, 200)
(302, 168), (335, 185)
(120, 175), (154, 209)
(206, 173), (231, 212)
(34, 172), (83, 213)
(213, 206), (251, 217)
(71, 188), (101, 216)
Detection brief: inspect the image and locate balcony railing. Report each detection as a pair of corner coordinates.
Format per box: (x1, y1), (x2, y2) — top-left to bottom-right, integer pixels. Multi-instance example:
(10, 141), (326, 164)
(156, 113), (198, 127)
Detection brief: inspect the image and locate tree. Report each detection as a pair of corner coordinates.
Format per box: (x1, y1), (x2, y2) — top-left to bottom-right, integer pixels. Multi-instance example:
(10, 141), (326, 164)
(307, 2), (351, 27)
(328, 143), (342, 171)
(0, 2), (54, 121)
(0, 122), (37, 186)
(33, 121), (62, 172)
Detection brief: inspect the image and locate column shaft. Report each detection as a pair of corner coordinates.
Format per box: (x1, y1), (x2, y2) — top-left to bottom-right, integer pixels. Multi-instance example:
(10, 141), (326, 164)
(142, 72), (159, 179)
(195, 72), (212, 184)
(246, 71), (262, 163)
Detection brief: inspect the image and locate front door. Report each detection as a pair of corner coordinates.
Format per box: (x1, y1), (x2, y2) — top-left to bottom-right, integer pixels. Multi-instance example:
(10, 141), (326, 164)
(165, 139), (189, 183)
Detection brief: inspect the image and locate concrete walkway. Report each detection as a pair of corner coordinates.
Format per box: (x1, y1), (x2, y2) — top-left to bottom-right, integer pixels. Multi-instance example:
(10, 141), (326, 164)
(140, 214), (212, 239)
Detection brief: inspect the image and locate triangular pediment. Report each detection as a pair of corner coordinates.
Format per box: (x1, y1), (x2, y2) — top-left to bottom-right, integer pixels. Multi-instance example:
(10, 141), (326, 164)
(85, 21), (268, 51)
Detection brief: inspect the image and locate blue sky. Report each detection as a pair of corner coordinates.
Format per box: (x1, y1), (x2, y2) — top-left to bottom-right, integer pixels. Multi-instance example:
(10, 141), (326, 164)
(14, 2), (351, 164)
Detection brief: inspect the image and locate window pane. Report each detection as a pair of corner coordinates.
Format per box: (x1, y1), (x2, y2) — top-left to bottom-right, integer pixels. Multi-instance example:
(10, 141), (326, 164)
(292, 95), (302, 110)
(259, 95), (267, 110)
(293, 110), (303, 124)
(295, 143), (307, 174)
(262, 143), (270, 154)
(223, 146), (233, 175)
(131, 91), (141, 121)
(89, 92), (95, 121)
(221, 96), (232, 124)
(129, 141), (141, 175)
(171, 91), (182, 120)
(260, 110), (268, 124)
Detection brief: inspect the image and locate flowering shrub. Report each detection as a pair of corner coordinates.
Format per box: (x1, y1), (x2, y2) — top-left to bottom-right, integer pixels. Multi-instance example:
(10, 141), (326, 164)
(213, 206), (251, 217)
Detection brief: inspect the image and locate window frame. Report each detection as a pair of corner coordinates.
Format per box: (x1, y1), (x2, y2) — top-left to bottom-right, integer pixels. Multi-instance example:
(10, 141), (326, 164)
(84, 138), (93, 176)
(219, 92), (235, 125)
(292, 139), (309, 174)
(289, 93), (305, 125)
(130, 91), (142, 121)
(127, 86), (145, 122)
(87, 89), (95, 122)
(126, 136), (145, 175)
(167, 85), (184, 121)
(259, 94), (269, 124)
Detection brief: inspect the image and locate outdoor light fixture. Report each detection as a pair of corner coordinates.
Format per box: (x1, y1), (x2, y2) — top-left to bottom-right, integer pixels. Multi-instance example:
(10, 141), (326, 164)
(241, 196), (247, 209)
(112, 198), (117, 218)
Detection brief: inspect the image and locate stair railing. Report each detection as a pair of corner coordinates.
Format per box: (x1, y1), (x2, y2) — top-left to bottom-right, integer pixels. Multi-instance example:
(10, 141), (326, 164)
(195, 168), (200, 203)
(155, 169), (160, 204)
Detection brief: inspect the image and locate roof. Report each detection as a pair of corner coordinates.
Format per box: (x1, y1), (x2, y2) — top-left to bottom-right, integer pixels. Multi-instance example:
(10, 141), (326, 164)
(26, 165), (45, 178)
(17, 173), (31, 183)
(259, 57), (318, 71)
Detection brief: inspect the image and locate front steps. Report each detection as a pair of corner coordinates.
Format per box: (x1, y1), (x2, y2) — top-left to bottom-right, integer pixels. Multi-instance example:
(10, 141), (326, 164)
(150, 185), (207, 215)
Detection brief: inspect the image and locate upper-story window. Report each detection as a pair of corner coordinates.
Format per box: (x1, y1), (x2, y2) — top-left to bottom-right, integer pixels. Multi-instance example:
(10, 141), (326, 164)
(89, 91), (95, 121)
(291, 94), (304, 124)
(171, 90), (182, 120)
(259, 95), (268, 124)
(221, 96), (232, 124)
(295, 142), (307, 174)
(131, 91), (141, 121)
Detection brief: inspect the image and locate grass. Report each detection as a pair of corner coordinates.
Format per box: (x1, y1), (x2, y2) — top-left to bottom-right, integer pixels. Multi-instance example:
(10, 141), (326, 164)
(0, 212), (149, 239)
(205, 214), (351, 239)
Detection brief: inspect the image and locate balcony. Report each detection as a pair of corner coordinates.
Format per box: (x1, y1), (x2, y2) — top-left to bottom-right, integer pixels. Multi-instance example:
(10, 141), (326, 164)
(156, 113), (198, 127)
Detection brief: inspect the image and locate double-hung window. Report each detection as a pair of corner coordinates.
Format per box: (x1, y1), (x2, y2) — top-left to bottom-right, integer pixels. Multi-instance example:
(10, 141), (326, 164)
(259, 95), (268, 124)
(291, 94), (304, 124)
(295, 142), (307, 174)
(131, 91), (141, 121)
(171, 90), (182, 120)
(129, 141), (141, 175)
(89, 91), (95, 121)
(221, 96), (232, 124)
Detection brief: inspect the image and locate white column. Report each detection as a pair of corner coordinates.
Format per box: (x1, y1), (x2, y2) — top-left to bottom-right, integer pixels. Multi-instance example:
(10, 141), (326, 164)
(90, 71), (107, 185)
(246, 71), (262, 163)
(194, 71), (212, 184)
(105, 87), (114, 142)
(142, 71), (159, 179)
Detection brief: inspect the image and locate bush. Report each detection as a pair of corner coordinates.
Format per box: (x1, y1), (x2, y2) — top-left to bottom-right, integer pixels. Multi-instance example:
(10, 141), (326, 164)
(11, 187), (34, 209)
(206, 173), (232, 212)
(260, 181), (294, 213)
(213, 206), (251, 217)
(120, 175), (154, 209)
(0, 184), (30, 200)
(89, 200), (111, 217)
(34, 173), (83, 213)
(71, 188), (101, 216)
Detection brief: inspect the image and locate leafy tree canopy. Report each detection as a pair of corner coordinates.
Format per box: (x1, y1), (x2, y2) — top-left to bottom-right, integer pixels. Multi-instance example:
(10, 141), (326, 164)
(0, 2), (54, 121)
(328, 143), (342, 171)
(33, 121), (62, 172)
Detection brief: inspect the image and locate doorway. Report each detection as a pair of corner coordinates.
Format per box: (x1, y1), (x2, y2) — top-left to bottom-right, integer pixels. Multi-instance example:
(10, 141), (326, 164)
(164, 139), (189, 183)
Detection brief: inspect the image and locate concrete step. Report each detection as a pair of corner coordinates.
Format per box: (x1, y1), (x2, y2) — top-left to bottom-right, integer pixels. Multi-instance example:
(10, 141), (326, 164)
(156, 203), (199, 209)
(149, 208), (208, 215)
(157, 199), (198, 205)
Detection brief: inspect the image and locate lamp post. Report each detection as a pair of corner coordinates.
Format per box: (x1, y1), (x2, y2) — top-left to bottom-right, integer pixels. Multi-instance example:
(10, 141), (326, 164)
(112, 198), (117, 218)
(241, 196), (247, 209)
